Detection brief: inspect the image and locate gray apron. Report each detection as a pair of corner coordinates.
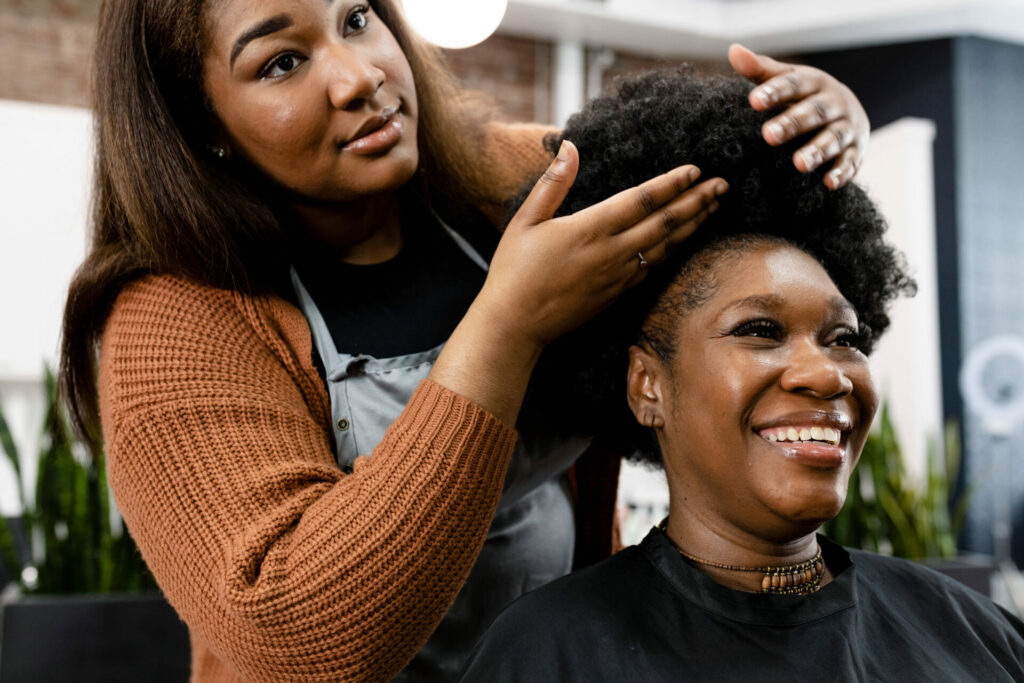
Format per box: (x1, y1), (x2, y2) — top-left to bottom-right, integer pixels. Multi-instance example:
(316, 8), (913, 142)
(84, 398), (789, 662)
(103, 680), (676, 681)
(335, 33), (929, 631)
(291, 221), (590, 681)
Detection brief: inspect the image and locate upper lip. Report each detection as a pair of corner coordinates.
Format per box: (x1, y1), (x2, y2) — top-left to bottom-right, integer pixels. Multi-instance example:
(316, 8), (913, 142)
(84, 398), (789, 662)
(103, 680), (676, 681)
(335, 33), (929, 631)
(754, 410), (853, 435)
(344, 105), (399, 145)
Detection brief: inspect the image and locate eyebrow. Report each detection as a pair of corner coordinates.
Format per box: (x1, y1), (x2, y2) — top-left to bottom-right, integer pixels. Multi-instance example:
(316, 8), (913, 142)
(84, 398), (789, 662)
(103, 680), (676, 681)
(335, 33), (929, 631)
(230, 14), (294, 69)
(715, 294), (856, 320)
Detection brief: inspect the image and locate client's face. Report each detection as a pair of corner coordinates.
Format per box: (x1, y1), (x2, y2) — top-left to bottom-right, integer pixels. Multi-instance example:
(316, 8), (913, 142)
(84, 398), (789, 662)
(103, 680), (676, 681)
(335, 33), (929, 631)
(631, 244), (879, 541)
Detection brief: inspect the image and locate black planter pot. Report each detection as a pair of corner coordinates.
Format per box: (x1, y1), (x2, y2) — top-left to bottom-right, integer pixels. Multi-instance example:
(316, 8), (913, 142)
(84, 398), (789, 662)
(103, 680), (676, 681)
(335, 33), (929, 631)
(0, 590), (190, 682)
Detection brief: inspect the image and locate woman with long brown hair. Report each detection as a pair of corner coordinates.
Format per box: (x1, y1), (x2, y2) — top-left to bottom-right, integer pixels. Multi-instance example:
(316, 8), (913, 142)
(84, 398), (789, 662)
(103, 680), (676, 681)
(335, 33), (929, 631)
(61, 0), (873, 679)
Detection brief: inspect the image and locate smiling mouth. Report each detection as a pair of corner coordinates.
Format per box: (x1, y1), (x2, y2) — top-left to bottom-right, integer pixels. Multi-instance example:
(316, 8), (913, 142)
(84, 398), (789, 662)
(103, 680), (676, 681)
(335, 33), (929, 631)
(759, 426), (842, 447)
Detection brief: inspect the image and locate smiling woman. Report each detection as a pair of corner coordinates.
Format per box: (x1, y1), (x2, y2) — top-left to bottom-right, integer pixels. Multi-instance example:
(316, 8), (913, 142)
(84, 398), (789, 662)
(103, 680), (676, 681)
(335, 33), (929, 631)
(59, 0), (883, 680)
(461, 67), (1024, 682)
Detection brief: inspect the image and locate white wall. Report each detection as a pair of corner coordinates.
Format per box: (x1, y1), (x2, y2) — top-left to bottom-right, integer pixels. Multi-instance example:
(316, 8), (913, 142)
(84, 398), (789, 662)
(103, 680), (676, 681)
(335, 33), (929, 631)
(857, 117), (943, 483)
(0, 99), (92, 514)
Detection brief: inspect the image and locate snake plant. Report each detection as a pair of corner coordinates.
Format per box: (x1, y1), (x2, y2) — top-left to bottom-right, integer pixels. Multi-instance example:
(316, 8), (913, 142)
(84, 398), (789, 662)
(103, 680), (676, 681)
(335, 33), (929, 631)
(0, 367), (156, 594)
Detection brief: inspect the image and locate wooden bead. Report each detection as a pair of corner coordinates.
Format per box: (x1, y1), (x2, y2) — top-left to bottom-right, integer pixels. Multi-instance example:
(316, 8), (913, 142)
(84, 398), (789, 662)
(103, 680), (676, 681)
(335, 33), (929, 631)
(771, 575), (779, 588)
(780, 575), (789, 588)
(762, 576), (772, 590)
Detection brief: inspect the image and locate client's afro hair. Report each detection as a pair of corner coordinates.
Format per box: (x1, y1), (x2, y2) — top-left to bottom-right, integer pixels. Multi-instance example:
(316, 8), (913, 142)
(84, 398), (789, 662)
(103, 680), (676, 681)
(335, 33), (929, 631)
(515, 65), (915, 464)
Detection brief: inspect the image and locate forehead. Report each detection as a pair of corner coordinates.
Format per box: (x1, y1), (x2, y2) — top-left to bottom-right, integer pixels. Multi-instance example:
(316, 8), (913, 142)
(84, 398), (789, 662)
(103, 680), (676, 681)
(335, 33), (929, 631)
(689, 244), (847, 318)
(204, 0), (337, 37)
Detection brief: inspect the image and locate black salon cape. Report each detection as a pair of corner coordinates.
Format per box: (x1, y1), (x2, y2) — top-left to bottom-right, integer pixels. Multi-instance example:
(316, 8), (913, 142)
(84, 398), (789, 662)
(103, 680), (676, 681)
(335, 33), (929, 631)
(460, 528), (1024, 682)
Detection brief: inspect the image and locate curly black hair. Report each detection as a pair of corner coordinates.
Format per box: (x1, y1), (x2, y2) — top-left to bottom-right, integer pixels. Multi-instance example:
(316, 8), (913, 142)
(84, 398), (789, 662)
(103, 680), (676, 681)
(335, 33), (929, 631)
(516, 65), (916, 464)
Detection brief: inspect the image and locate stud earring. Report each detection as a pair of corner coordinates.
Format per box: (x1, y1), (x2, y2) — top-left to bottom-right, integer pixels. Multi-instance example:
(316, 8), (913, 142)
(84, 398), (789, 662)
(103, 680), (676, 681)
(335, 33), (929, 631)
(208, 144), (227, 159)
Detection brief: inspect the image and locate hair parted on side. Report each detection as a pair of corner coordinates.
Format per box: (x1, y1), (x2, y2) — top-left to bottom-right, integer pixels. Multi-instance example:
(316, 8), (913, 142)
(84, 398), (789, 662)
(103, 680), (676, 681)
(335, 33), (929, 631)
(516, 66), (915, 463)
(61, 0), (497, 449)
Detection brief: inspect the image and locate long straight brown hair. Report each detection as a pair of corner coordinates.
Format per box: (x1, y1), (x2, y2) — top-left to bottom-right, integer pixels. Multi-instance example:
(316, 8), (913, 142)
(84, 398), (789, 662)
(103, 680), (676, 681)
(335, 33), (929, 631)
(61, 0), (496, 449)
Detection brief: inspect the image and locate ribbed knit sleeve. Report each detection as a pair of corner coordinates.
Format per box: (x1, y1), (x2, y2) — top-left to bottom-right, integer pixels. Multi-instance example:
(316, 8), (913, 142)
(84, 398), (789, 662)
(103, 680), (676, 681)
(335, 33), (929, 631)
(99, 276), (518, 682)
(475, 122), (558, 225)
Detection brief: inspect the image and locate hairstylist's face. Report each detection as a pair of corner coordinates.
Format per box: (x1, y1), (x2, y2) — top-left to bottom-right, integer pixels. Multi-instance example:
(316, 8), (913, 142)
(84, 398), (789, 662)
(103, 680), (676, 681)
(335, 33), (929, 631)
(628, 245), (878, 541)
(203, 0), (418, 203)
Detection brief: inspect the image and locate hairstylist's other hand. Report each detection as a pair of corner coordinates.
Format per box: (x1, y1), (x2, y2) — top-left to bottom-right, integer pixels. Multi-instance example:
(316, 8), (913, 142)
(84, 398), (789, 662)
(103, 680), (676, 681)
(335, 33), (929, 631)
(483, 140), (726, 351)
(728, 43), (869, 190)
(430, 140), (726, 425)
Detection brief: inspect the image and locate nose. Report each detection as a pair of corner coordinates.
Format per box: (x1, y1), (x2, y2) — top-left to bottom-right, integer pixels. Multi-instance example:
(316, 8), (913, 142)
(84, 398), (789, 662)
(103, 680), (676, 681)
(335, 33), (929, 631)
(779, 340), (854, 399)
(322, 44), (384, 111)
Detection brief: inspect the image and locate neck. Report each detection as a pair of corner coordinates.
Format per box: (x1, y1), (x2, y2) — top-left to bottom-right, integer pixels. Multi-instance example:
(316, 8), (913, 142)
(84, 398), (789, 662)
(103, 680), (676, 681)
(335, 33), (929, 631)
(291, 192), (405, 265)
(663, 503), (827, 594)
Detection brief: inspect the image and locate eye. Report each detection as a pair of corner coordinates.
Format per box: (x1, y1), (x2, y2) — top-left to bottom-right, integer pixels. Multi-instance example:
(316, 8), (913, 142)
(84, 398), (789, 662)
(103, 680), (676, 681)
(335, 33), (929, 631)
(729, 318), (782, 341)
(830, 326), (866, 350)
(343, 5), (370, 35)
(260, 53), (306, 79)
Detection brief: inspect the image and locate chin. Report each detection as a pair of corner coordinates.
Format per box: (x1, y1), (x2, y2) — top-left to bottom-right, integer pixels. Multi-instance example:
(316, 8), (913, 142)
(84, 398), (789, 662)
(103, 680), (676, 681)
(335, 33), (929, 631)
(770, 480), (849, 536)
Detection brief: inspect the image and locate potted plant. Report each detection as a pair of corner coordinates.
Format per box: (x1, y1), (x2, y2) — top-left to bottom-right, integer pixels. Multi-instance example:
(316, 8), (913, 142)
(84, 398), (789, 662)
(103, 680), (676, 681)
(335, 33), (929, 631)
(823, 404), (992, 595)
(0, 368), (189, 682)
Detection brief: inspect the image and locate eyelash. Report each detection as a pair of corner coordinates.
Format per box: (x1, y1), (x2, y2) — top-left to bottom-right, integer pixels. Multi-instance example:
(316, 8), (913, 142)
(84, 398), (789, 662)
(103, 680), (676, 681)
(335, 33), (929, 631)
(344, 5), (371, 35)
(260, 53), (305, 79)
(729, 318), (864, 349)
(730, 319), (781, 340)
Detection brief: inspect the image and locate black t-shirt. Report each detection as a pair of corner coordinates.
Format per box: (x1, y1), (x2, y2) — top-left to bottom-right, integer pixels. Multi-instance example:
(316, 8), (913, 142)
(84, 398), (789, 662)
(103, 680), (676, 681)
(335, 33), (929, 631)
(461, 528), (1024, 682)
(294, 214), (491, 358)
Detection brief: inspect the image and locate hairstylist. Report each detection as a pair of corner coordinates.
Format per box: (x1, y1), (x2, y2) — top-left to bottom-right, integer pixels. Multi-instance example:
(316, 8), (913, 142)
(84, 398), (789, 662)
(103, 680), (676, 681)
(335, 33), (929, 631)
(60, 0), (872, 680)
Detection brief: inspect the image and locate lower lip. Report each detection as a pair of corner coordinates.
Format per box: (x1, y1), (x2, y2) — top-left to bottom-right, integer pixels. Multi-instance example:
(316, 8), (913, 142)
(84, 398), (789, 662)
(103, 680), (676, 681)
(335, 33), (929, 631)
(765, 439), (845, 469)
(343, 115), (404, 155)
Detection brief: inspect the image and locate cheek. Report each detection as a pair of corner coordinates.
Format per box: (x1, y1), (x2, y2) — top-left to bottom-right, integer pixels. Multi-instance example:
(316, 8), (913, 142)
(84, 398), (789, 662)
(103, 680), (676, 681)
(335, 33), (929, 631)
(236, 97), (322, 159)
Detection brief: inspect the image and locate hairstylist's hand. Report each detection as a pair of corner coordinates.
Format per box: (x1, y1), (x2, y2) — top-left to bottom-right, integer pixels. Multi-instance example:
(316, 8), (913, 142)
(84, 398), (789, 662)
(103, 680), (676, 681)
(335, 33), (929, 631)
(431, 140), (727, 425)
(728, 43), (869, 190)
(486, 140), (726, 349)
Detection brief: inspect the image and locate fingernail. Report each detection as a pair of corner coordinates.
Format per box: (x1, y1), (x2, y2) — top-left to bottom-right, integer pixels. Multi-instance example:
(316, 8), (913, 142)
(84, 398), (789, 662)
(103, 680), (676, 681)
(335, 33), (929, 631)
(756, 85), (774, 106)
(829, 168), (844, 186)
(708, 201), (720, 214)
(556, 141), (569, 163)
(715, 182), (729, 196)
(800, 148), (820, 170)
(688, 167), (700, 182)
(766, 122), (784, 143)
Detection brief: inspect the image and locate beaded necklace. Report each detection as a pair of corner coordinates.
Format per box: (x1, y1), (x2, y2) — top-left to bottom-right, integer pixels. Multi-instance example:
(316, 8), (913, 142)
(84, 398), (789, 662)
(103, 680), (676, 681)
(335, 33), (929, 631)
(657, 519), (824, 595)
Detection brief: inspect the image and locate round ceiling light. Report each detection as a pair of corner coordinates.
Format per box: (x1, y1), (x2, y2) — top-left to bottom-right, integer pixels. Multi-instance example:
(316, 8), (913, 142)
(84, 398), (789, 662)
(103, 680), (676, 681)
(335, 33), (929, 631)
(401, 0), (509, 49)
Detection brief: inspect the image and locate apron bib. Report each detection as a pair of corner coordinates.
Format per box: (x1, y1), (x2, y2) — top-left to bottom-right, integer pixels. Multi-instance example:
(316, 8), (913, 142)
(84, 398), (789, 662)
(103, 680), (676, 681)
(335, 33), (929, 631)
(291, 220), (590, 680)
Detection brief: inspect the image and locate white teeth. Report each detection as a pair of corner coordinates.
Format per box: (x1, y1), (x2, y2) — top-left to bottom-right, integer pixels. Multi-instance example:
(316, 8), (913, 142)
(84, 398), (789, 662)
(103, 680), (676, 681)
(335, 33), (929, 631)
(763, 426), (842, 446)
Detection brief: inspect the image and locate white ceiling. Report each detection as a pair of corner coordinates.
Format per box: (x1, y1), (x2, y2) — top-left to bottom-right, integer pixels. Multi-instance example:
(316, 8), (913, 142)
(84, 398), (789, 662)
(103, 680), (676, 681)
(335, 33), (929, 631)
(499, 0), (1024, 56)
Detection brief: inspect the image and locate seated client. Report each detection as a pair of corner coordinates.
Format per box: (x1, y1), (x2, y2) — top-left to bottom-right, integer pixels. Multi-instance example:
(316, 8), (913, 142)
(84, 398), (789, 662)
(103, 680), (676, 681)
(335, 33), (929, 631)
(461, 67), (1024, 681)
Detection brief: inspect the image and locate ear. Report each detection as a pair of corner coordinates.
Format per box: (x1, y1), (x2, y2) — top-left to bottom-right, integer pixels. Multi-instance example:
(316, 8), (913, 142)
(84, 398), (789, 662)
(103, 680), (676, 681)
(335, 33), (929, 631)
(626, 345), (666, 430)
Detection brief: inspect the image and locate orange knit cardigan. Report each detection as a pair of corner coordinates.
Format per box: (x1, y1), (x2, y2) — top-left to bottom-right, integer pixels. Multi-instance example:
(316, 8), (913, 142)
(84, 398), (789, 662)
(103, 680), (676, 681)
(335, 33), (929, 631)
(98, 123), (619, 682)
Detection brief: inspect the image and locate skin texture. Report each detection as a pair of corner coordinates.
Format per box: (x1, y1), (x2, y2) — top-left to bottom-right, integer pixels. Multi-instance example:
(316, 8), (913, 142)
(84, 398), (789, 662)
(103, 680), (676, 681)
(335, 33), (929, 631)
(626, 245), (879, 590)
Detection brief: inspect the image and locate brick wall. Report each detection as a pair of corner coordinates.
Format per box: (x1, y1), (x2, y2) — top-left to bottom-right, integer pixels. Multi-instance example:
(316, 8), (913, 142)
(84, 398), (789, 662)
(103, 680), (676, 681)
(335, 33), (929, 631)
(0, 2), (727, 122)
(0, 1), (550, 116)
(0, 0), (98, 107)
(443, 35), (550, 123)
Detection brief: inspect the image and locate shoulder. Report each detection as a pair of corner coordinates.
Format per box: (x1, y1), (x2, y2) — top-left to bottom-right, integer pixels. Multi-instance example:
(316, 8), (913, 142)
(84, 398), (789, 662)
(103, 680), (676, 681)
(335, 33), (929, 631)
(460, 546), (653, 679)
(848, 548), (1024, 637)
(99, 274), (327, 437)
